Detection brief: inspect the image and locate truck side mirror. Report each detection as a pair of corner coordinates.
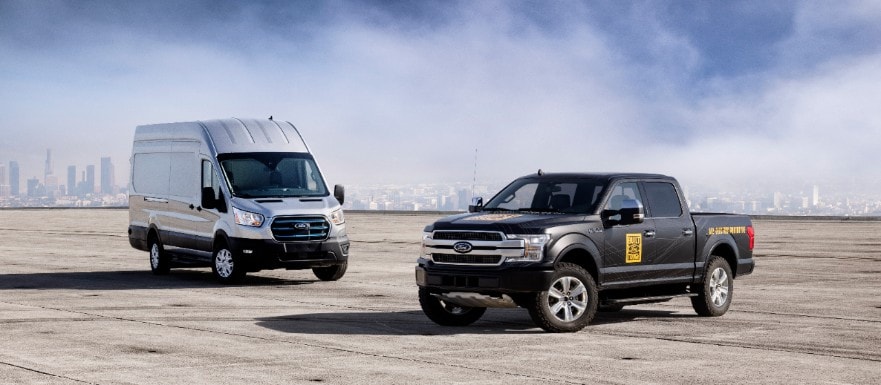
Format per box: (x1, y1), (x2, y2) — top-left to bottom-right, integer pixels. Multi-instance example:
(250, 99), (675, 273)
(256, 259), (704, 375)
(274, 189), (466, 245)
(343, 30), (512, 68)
(602, 199), (645, 226)
(468, 197), (483, 213)
(334, 184), (345, 205)
(618, 199), (645, 225)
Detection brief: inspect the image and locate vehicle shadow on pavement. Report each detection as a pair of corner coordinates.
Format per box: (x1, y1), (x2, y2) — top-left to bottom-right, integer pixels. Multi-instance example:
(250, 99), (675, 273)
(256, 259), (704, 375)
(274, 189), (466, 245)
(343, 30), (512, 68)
(0, 270), (314, 290)
(256, 307), (693, 335)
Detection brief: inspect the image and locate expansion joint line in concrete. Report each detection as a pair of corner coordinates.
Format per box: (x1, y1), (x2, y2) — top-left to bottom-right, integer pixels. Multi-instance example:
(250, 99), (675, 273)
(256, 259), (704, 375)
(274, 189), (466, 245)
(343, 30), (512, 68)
(0, 360), (100, 385)
(4, 301), (591, 385)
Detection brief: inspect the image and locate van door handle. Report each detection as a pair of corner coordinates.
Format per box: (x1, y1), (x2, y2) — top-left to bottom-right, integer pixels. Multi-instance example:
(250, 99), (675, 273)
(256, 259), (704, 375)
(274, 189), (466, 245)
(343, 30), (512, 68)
(644, 230), (656, 238)
(683, 229), (694, 236)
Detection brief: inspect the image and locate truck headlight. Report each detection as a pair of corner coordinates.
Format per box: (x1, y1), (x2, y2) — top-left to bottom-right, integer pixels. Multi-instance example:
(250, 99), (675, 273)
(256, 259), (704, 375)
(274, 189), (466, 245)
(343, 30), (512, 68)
(506, 234), (550, 262)
(421, 232), (433, 260)
(330, 208), (345, 225)
(233, 207), (264, 227)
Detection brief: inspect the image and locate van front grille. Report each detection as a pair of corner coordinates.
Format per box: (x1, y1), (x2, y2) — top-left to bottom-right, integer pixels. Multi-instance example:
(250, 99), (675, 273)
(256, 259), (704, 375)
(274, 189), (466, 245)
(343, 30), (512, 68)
(271, 216), (329, 242)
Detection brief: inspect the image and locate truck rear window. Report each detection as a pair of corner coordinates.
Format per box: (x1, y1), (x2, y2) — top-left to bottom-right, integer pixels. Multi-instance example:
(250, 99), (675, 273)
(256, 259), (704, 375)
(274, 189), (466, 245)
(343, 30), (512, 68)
(643, 182), (683, 218)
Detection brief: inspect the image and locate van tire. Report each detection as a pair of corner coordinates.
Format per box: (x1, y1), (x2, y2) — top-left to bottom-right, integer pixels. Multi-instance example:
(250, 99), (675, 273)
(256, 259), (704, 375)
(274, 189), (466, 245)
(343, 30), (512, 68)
(313, 262), (347, 281)
(212, 241), (245, 284)
(691, 256), (733, 316)
(148, 235), (170, 275)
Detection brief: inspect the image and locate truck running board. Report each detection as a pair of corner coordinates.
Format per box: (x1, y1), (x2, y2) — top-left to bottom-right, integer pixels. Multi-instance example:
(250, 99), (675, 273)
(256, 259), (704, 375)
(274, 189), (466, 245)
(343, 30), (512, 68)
(605, 293), (698, 306)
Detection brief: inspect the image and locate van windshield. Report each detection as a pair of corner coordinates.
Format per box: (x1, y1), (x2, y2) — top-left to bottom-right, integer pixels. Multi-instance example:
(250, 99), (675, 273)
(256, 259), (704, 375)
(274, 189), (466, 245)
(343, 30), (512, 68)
(217, 152), (328, 198)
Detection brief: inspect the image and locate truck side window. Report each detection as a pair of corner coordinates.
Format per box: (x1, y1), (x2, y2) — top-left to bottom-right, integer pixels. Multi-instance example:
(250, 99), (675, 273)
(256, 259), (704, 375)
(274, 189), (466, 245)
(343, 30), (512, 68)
(605, 182), (642, 221)
(643, 182), (682, 218)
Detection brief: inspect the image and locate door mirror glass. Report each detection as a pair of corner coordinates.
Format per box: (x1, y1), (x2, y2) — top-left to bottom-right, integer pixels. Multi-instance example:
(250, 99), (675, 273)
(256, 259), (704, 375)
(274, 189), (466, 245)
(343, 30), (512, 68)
(468, 197), (483, 213)
(333, 184), (345, 205)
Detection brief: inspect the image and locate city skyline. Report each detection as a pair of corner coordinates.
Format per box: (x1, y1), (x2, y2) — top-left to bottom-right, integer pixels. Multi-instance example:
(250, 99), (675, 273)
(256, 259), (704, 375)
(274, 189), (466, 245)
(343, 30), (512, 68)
(3, 2), (881, 193)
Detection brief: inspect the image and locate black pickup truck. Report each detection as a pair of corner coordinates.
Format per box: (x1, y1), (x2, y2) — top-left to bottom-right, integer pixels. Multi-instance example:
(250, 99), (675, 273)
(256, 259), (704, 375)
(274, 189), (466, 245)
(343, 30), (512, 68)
(416, 172), (754, 332)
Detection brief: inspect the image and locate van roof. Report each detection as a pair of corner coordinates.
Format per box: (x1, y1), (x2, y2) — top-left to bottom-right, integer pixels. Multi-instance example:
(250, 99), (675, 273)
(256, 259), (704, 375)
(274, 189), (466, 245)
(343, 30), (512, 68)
(134, 118), (309, 154)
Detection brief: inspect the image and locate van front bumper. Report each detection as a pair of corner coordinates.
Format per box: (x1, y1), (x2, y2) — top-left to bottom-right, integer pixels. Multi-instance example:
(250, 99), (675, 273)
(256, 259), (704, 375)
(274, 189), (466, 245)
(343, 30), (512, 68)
(230, 235), (349, 271)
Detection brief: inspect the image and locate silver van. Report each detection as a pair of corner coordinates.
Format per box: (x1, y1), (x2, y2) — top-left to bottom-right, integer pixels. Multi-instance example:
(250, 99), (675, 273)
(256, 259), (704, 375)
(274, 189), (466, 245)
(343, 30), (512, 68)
(127, 118), (349, 283)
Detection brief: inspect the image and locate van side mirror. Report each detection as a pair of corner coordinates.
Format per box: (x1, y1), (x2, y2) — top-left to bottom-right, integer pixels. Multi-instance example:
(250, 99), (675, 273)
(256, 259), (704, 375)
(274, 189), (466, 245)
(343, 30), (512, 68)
(334, 184), (345, 205)
(602, 199), (645, 226)
(202, 187), (218, 210)
(468, 197), (483, 213)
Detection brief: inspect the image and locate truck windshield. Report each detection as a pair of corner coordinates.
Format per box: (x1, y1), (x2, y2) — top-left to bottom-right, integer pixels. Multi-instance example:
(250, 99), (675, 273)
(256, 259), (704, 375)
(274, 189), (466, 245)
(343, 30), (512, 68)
(484, 179), (606, 214)
(217, 152), (328, 198)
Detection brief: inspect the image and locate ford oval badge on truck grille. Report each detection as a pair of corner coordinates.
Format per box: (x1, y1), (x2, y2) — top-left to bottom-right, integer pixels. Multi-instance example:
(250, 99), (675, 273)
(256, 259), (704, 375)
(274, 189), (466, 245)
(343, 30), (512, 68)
(453, 241), (473, 253)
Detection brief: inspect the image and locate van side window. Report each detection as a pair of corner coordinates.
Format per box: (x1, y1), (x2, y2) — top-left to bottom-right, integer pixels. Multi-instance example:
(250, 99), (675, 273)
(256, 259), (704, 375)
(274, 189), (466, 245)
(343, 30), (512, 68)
(202, 160), (219, 199)
(643, 182), (682, 218)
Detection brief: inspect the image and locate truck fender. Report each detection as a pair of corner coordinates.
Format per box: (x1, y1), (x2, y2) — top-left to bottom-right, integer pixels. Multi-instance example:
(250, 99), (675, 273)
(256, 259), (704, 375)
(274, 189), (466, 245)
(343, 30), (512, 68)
(697, 235), (740, 278)
(548, 233), (602, 283)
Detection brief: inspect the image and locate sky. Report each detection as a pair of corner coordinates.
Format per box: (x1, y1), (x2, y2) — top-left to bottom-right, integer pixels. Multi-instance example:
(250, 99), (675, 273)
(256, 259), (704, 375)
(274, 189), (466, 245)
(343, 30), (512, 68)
(2, 0), (880, 192)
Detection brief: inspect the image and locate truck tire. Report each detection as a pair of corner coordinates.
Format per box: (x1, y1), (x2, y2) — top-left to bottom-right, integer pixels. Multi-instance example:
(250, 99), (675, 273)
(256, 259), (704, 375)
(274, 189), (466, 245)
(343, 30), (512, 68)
(313, 262), (347, 281)
(418, 288), (486, 326)
(148, 234), (170, 275)
(212, 240), (246, 284)
(691, 256), (733, 316)
(527, 263), (598, 332)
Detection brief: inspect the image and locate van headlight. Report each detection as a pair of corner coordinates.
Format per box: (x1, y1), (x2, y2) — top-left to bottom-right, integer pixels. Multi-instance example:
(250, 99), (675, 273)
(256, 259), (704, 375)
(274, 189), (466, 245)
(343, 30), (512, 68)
(330, 208), (345, 225)
(233, 207), (264, 227)
(506, 234), (550, 262)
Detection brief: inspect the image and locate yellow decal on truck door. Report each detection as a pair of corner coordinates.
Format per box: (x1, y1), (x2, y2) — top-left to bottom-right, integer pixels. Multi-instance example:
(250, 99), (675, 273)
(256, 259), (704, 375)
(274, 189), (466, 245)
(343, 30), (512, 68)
(625, 233), (642, 263)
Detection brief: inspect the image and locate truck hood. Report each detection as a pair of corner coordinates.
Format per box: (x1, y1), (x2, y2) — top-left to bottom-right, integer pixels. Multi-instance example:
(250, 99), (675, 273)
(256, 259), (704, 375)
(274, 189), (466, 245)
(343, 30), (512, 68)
(426, 211), (596, 234)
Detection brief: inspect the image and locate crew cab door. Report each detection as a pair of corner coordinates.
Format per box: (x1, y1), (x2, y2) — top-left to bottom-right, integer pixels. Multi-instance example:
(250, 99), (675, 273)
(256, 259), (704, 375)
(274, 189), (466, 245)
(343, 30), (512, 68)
(601, 181), (656, 286)
(641, 181), (696, 283)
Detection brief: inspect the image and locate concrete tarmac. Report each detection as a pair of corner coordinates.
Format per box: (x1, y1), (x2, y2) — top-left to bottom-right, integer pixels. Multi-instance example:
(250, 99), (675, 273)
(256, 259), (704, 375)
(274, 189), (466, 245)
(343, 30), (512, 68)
(0, 209), (879, 384)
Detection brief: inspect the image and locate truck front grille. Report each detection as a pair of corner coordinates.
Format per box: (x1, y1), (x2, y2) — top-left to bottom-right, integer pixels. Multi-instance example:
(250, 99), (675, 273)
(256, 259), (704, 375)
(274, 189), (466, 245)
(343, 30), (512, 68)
(432, 231), (503, 241)
(271, 216), (329, 242)
(432, 254), (503, 265)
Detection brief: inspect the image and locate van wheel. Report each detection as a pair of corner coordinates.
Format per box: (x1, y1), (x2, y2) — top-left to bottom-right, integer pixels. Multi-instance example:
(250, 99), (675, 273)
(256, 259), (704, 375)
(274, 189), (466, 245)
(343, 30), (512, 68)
(148, 235), (170, 275)
(212, 242), (245, 284)
(418, 288), (486, 326)
(313, 262), (347, 281)
(527, 262), (597, 332)
(691, 256), (733, 316)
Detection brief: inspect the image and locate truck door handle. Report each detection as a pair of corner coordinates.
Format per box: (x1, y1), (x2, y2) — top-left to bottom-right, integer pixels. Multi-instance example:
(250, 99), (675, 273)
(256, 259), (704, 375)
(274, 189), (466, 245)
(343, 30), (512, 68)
(644, 230), (656, 238)
(683, 229), (694, 236)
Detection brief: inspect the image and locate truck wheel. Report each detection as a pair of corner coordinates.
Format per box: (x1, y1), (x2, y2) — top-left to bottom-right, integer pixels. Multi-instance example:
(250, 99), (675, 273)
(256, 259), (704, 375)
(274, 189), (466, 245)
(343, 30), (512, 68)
(148, 235), (170, 275)
(691, 256), (733, 316)
(212, 241), (246, 284)
(418, 288), (486, 326)
(313, 261), (347, 281)
(527, 263), (597, 332)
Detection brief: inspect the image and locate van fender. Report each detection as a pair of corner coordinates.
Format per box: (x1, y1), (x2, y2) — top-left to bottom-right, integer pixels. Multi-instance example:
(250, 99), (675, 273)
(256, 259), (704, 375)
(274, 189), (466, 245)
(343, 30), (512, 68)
(547, 233), (603, 283)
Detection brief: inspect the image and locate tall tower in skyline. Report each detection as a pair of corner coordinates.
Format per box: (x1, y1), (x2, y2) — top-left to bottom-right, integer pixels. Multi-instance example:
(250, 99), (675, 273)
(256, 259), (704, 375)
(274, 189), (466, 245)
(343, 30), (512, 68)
(86, 165), (95, 194)
(0, 163), (8, 197)
(9, 161), (20, 196)
(44, 148), (53, 183)
(100, 157), (115, 194)
(812, 185), (820, 207)
(68, 165), (77, 196)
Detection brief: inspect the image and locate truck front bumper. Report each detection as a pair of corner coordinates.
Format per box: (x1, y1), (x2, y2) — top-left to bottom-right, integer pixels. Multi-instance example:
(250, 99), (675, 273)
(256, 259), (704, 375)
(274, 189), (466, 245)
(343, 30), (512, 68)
(415, 258), (555, 294)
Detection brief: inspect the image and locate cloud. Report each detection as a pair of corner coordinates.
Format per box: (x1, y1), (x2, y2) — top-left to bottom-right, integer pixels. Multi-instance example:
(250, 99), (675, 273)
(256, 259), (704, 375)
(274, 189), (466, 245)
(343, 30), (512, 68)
(1, 0), (880, 193)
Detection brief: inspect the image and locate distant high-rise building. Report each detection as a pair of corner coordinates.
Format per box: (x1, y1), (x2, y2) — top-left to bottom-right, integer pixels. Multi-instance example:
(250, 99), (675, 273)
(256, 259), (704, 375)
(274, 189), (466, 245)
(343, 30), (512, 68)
(812, 185), (819, 207)
(27, 177), (41, 197)
(68, 165), (77, 196)
(44, 149), (53, 183)
(9, 161), (20, 196)
(0, 163), (8, 197)
(100, 157), (115, 194)
(86, 165), (96, 194)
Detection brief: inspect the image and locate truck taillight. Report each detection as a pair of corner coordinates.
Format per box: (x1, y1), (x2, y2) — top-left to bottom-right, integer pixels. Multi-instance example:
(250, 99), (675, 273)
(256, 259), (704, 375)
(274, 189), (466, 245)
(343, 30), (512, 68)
(746, 225), (755, 251)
